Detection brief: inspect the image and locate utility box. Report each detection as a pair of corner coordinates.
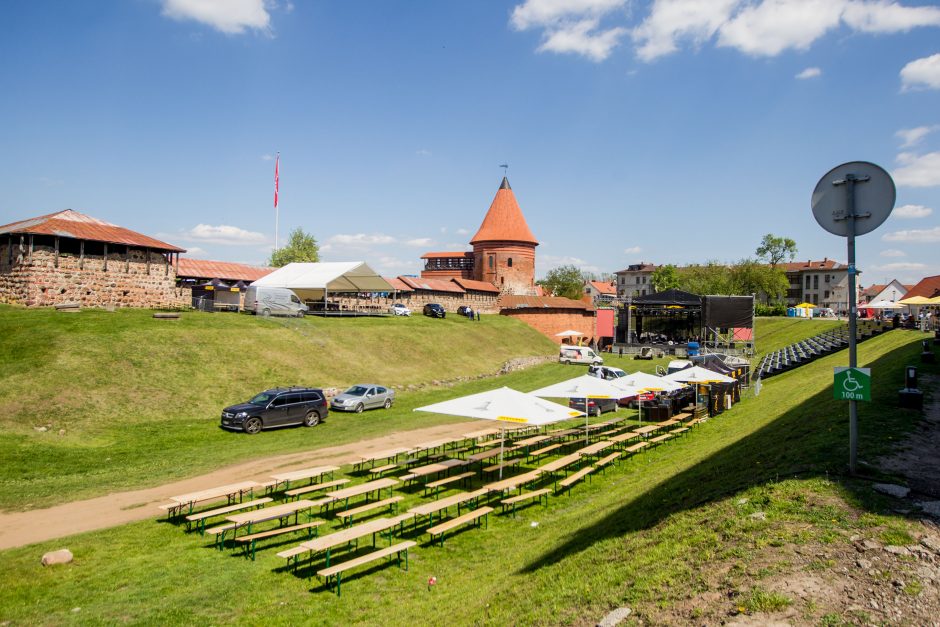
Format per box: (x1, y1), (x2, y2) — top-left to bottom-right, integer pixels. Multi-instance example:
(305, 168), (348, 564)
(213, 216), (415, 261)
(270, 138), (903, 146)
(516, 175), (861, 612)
(898, 365), (924, 410)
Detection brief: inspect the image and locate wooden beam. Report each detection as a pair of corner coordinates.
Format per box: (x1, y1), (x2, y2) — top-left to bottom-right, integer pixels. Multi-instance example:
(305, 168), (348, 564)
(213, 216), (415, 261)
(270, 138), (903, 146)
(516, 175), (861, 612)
(164, 252), (169, 276)
(28, 235), (33, 263)
(79, 240), (84, 270)
(104, 243), (108, 271)
(146, 247), (151, 275)
(125, 246), (130, 273)
(54, 236), (59, 268)
(6, 235), (11, 266)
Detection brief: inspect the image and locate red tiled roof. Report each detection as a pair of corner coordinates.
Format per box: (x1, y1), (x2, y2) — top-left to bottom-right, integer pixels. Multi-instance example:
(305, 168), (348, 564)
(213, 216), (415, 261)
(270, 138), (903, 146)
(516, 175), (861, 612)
(782, 259), (843, 272)
(904, 275), (940, 299)
(615, 263), (657, 273)
(177, 258), (274, 282)
(383, 276), (414, 292)
(469, 178), (538, 246)
(861, 284), (885, 297)
(397, 275), (466, 294)
(0, 209), (185, 252)
(452, 277), (500, 293)
(498, 294), (594, 311)
(420, 251), (473, 259)
(590, 280), (616, 295)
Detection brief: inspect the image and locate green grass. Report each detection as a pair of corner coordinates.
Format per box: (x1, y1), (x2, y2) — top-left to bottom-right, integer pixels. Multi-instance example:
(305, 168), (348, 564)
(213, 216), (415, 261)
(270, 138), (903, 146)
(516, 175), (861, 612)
(0, 326), (933, 625)
(752, 316), (842, 363)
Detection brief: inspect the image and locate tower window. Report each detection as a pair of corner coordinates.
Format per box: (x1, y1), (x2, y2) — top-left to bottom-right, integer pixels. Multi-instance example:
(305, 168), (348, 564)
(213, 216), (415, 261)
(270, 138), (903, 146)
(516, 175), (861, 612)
(488, 256), (494, 269)
(507, 257), (513, 268)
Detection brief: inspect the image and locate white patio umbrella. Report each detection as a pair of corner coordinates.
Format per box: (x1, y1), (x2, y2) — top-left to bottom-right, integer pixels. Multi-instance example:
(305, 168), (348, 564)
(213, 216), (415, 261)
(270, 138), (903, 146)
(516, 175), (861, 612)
(612, 371), (686, 424)
(414, 387), (583, 478)
(529, 375), (641, 445)
(555, 330), (585, 337)
(865, 301), (901, 309)
(664, 366), (736, 414)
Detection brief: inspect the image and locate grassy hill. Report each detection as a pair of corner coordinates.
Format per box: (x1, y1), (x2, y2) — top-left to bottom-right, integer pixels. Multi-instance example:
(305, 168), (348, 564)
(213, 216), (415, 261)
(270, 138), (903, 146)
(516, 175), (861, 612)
(0, 325), (933, 624)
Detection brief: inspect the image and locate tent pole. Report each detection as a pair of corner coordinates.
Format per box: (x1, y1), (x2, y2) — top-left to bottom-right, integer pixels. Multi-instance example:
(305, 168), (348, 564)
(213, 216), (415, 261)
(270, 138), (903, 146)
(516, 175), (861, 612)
(498, 426), (505, 480)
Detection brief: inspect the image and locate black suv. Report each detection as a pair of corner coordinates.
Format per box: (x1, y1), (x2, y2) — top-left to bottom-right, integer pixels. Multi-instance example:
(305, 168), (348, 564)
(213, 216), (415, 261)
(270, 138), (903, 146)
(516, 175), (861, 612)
(221, 387), (328, 434)
(423, 303), (446, 318)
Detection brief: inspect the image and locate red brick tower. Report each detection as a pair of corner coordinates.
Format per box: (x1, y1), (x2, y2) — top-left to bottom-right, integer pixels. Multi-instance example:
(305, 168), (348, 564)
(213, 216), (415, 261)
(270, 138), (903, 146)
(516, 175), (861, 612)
(470, 177), (538, 295)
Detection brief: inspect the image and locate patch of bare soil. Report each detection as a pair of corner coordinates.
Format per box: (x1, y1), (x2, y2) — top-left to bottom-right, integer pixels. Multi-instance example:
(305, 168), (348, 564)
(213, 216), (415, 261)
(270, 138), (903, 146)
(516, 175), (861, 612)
(0, 420), (480, 550)
(878, 373), (940, 499)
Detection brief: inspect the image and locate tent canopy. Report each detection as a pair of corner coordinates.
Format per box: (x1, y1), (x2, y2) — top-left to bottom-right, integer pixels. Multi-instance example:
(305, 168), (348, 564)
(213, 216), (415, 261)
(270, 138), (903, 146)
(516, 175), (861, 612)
(250, 262), (394, 301)
(614, 371), (685, 392)
(664, 365), (735, 384)
(865, 301), (901, 309)
(555, 330), (586, 337)
(899, 295), (933, 305)
(633, 289), (701, 307)
(794, 302), (816, 309)
(414, 387), (582, 425)
(529, 375), (641, 400)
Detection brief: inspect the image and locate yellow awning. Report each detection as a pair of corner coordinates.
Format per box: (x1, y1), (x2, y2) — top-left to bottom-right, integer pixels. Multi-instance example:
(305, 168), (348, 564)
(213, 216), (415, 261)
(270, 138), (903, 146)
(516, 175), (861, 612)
(899, 296), (933, 305)
(794, 302), (816, 309)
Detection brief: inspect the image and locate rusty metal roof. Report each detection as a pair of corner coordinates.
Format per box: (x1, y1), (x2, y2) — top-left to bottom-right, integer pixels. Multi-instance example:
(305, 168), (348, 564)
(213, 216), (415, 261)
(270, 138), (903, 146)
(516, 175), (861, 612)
(383, 276), (414, 292)
(452, 277), (500, 293)
(0, 209), (186, 252)
(177, 258), (274, 282)
(397, 275), (466, 293)
(498, 294), (594, 311)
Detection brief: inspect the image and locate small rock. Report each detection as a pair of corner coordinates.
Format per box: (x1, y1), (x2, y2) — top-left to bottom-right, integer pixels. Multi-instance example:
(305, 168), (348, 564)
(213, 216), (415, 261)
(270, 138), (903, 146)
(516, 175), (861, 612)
(71, 608), (81, 614)
(749, 511), (767, 521)
(33, 426), (47, 433)
(860, 540), (882, 551)
(736, 498), (748, 506)
(870, 600), (879, 610)
(920, 535), (940, 553)
(597, 607), (632, 627)
(884, 545), (910, 556)
(41, 549), (73, 566)
(850, 534), (862, 542)
(857, 558), (872, 569)
(892, 579), (904, 588)
(874, 483), (911, 499)
(57, 429), (66, 436)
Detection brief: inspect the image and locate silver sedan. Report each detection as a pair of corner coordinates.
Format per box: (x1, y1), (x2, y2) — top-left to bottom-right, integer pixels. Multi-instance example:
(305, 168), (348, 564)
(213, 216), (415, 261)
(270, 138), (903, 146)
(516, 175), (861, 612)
(330, 384), (395, 413)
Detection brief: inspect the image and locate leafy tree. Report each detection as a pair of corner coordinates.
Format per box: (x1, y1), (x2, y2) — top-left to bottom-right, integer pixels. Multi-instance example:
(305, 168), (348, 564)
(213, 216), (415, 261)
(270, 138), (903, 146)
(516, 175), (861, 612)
(538, 265), (586, 300)
(755, 234), (797, 268)
(269, 227), (320, 267)
(651, 264), (680, 293)
(678, 261), (733, 295)
(728, 258), (789, 302)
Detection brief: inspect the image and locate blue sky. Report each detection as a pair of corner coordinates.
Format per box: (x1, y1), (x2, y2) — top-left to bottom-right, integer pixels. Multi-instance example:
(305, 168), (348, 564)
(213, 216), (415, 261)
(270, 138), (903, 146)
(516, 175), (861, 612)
(1, 0), (939, 286)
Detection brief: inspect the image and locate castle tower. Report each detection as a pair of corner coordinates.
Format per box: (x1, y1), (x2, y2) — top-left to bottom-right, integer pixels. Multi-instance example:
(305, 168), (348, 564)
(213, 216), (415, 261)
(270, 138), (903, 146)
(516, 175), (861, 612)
(470, 177), (538, 295)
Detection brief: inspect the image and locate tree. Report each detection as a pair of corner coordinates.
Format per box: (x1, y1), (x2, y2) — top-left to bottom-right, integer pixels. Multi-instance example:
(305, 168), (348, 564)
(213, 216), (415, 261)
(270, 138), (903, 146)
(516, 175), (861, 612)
(728, 258), (789, 302)
(755, 234), (797, 268)
(538, 265), (585, 300)
(269, 227), (320, 267)
(650, 264), (680, 293)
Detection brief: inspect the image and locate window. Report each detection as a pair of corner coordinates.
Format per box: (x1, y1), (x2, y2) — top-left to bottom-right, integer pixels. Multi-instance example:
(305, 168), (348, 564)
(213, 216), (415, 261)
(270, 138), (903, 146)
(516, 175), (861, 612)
(507, 257), (513, 268)
(635, 277), (640, 284)
(813, 275), (819, 289)
(301, 392), (322, 403)
(805, 275), (811, 289)
(824, 290), (830, 299)
(271, 395), (288, 407)
(825, 274), (830, 283)
(488, 255), (494, 269)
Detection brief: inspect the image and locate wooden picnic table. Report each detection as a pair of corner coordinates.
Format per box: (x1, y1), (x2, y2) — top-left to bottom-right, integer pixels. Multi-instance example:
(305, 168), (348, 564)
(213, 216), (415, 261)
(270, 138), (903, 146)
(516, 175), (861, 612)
(167, 481), (261, 516)
(576, 440), (614, 457)
(225, 499), (318, 538)
(407, 458), (468, 480)
(293, 515), (412, 568)
(467, 448), (504, 463)
(408, 489), (488, 526)
(480, 471), (541, 495)
(537, 453), (582, 475)
(270, 465), (339, 490)
(609, 431), (642, 443)
(410, 437), (460, 455)
(633, 424), (660, 436)
(471, 438), (505, 450)
(318, 478), (399, 511)
(355, 447), (411, 471)
(514, 434), (551, 447)
(462, 428), (500, 440)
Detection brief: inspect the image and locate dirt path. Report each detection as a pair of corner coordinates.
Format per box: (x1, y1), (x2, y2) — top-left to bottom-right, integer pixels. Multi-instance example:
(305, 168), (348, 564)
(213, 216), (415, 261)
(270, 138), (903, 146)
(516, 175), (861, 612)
(0, 419), (483, 551)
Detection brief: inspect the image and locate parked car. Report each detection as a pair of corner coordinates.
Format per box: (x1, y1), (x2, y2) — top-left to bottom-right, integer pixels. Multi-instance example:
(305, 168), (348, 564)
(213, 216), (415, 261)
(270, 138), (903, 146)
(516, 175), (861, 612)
(587, 365), (627, 380)
(390, 303), (411, 316)
(569, 397), (618, 417)
(456, 305), (473, 316)
(244, 286), (307, 317)
(220, 387), (328, 434)
(331, 384), (395, 413)
(423, 303), (446, 318)
(618, 391), (655, 408)
(559, 346), (603, 365)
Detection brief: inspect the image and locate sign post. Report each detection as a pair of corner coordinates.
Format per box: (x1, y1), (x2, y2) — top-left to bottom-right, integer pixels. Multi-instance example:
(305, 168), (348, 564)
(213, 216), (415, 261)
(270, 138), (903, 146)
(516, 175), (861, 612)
(812, 162), (895, 475)
(833, 367), (872, 402)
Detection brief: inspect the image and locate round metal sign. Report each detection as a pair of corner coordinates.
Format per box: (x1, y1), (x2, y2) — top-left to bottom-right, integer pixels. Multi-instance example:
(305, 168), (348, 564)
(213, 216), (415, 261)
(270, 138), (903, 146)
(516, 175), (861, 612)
(811, 161), (895, 237)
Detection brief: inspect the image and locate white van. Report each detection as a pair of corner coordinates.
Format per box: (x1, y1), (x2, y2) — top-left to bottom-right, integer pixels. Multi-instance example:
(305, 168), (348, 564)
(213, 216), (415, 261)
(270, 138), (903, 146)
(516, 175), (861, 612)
(244, 286), (308, 317)
(559, 346), (603, 366)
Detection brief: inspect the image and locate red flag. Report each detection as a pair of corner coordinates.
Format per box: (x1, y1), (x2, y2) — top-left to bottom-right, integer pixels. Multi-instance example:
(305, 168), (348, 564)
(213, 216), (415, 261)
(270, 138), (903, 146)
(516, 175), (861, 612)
(274, 153), (279, 208)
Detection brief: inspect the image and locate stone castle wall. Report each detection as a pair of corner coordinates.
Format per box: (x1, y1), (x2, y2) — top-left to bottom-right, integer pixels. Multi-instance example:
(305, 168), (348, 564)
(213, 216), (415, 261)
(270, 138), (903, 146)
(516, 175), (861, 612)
(501, 308), (597, 343)
(473, 242), (537, 295)
(0, 242), (188, 308)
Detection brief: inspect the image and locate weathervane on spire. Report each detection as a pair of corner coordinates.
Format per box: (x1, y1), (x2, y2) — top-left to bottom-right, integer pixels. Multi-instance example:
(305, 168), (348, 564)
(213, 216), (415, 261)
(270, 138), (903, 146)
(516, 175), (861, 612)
(499, 163), (509, 177)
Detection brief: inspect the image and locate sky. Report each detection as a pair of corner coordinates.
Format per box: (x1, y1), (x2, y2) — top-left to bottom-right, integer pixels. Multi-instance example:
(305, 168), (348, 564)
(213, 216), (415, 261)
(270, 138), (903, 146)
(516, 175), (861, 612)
(1, 0), (939, 287)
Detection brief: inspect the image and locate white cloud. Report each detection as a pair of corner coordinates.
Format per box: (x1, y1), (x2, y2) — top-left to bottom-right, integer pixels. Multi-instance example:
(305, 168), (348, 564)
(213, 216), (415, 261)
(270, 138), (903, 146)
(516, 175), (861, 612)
(843, 1), (940, 32)
(901, 53), (940, 90)
(373, 256), (418, 274)
(872, 261), (927, 271)
(880, 249), (907, 257)
(329, 233), (396, 246)
(893, 203), (933, 218)
(182, 246), (209, 258)
(634, 0), (739, 62)
(184, 224), (267, 245)
(261, 154), (274, 161)
(416, 149), (432, 157)
(537, 19), (628, 61)
(882, 226), (940, 242)
(539, 253), (602, 274)
(795, 66), (822, 79)
(718, 0), (844, 57)
(511, 0), (627, 29)
(511, 0), (629, 61)
(893, 151), (940, 187)
(404, 238), (434, 247)
(623, 246), (642, 254)
(455, 228), (470, 235)
(896, 125), (939, 148)
(161, 0), (271, 34)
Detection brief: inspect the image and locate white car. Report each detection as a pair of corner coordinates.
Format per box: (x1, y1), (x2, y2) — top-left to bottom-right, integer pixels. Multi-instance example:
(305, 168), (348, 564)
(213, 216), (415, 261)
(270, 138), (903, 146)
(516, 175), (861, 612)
(390, 303), (411, 316)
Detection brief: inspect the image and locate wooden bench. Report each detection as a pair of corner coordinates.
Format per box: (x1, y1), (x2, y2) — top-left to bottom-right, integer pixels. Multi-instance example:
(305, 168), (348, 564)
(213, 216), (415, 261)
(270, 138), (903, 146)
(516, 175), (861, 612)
(426, 506), (494, 546)
(317, 541), (416, 597)
(648, 433), (675, 446)
(398, 473), (417, 484)
(335, 497), (404, 527)
(623, 441), (649, 455)
(482, 458), (522, 478)
(368, 464), (398, 476)
(204, 523), (238, 549)
(235, 521), (323, 560)
(185, 498), (272, 534)
(672, 427), (690, 436)
(528, 443), (562, 459)
(556, 466), (594, 495)
(284, 478), (350, 500)
(500, 488), (551, 516)
(595, 452), (621, 473)
(424, 472), (475, 497)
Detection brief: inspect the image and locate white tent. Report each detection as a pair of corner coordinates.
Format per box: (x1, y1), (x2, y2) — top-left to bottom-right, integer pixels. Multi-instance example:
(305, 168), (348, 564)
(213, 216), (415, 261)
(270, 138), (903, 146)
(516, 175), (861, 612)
(614, 371), (686, 392)
(555, 330), (585, 337)
(664, 365), (735, 384)
(414, 387), (582, 478)
(530, 375), (641, 444)
(865, 300), (901, 309)
(250, 262), (394, 301)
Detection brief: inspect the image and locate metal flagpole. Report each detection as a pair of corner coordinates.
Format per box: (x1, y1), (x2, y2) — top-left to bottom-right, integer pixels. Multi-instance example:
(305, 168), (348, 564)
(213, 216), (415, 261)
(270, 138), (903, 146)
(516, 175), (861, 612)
(274, 152), (280, 251)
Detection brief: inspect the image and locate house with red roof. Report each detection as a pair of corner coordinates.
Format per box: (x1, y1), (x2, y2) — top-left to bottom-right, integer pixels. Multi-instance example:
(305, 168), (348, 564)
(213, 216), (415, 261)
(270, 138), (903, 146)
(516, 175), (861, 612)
(904, 275), (940, 300)
(0, 209), (187, 308)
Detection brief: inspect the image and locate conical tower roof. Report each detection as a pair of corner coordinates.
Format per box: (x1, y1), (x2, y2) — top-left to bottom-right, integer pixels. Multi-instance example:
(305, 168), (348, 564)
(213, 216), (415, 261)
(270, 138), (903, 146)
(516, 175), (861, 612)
(469, 177), (538, 246)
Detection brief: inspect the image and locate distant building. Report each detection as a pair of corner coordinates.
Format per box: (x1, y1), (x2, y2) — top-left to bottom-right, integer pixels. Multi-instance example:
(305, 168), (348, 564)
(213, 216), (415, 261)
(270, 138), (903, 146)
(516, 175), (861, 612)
(176, 258), (274, 311)
(585, 280), (617, 305)
(0, 209), (186, 308)
(859, 280), (910, 305)
(498, 294), (596, 344)
(614, 263), (657, 298)
(782, 259), (850, 310)
(903, 275), (940, 300)
(421, 177), (538, 295)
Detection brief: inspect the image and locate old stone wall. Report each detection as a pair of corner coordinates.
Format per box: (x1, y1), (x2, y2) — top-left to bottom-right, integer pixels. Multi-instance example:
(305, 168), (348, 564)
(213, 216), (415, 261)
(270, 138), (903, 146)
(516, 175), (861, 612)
(0, 243), (188, 308)
(500, 308), (597, 343)
(473, 242), (537, 295)
(334, 290), (500, 314)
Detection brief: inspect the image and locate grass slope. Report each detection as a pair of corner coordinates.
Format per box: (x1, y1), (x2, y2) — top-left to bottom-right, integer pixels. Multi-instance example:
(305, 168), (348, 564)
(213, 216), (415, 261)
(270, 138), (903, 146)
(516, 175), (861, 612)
(752, 316), (841, 363)
(0, 329), (933, 625)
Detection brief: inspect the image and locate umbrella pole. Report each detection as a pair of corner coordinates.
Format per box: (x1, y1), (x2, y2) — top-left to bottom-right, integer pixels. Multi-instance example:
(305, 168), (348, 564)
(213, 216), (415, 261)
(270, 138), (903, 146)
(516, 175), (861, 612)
(499, 426), (505, 480)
